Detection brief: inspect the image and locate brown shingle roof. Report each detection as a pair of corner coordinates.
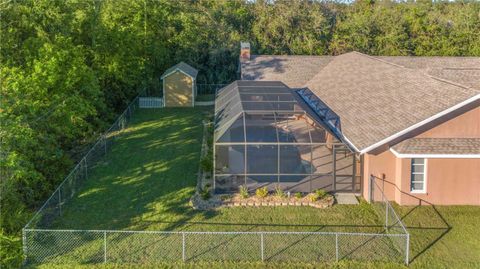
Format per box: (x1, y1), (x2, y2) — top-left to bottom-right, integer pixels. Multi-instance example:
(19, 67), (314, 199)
(377, 56), (480, 89)
(241, 55), (333, 88)
(303, 52), (480, 152)
(241, 55), (480, 90)
(161, 62), (198, 79)
(392, 138), (480, 155)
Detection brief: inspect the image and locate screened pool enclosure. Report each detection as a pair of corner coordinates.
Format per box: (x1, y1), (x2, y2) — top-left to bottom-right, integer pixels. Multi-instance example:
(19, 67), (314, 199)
(214, 81), (360, 194)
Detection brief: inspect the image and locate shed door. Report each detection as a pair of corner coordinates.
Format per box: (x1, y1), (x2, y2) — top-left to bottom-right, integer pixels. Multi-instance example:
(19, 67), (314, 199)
(164, 71), (193, 107)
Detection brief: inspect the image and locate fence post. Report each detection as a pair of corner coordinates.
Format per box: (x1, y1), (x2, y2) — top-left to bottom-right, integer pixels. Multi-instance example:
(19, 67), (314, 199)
(405, 234), (410, 265)
(385, 201), (389, 229)
(103, 231), (107, 263)
(335, 233), (339, 262)
(260, 233), (264, 262)
(103, 135), (107, 155)
(182, 232), (186, 262)
(22, 229), (27, 261)
(368, 175), (372, 203)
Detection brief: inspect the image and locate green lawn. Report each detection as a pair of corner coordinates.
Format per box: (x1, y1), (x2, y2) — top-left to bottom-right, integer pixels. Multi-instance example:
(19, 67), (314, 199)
(54, 108), (383, 234)
(29, 108), (480, 269)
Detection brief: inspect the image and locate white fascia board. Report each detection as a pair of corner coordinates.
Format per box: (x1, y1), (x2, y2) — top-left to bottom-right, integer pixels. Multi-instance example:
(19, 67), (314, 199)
(359, 94), (480, 155)
(341, 133), (361, 153)
(390, 148), (480, 159)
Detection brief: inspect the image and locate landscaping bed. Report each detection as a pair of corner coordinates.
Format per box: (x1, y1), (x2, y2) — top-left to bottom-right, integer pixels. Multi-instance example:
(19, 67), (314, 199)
(192, 188), (335, 210)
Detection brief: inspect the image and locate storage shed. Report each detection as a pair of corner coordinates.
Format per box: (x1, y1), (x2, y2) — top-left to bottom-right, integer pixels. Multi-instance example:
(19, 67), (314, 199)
(161, 62), (198, 107)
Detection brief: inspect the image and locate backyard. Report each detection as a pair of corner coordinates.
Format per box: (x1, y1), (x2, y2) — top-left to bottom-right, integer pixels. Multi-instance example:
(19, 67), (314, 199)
(29, 108), (479, 269)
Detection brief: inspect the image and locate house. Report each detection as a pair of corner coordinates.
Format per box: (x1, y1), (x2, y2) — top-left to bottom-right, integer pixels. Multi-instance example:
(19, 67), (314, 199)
(161, 62), (198, 107)
(215, 42), (479, 206)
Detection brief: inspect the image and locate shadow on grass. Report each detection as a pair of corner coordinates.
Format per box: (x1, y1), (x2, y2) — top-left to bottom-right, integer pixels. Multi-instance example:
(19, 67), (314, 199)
(35, 107), (421, 265)
(372, 176), (451, 264)
(53, 108), (216, 230)
(400, 203), (451, 264)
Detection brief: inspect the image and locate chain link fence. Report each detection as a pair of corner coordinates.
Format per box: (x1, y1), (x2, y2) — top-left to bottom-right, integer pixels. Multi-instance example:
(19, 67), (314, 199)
(370, 175), (410, 264)
(24, 229), (408, 265)
(24, 95), (141, 231)
(22, 92), (409, 265)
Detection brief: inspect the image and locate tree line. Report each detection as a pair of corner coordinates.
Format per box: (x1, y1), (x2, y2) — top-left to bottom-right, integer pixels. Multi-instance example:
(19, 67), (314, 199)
(1, 0), (479, 267)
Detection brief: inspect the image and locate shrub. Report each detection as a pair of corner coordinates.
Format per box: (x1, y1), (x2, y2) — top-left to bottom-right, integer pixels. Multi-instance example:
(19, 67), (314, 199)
(274, 185), (286, 198)
(315, 189), (327, 199)
(220, 194), (231, 201)
(239, 185), (249, 199)
(309, 189), (328, 202)
(294, 192), (302, 199)
(256, 187), (268, 198)
(200, 155), (213, 173)
(199, 184), (211, 200)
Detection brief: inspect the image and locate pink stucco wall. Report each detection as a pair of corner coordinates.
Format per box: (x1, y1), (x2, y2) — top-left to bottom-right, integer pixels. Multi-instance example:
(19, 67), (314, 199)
(363, 152), (480, 205)
(362, 106), (480, 205)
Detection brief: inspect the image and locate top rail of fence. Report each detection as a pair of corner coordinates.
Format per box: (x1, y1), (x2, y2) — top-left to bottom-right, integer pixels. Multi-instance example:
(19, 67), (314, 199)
(23, 228), (408, 237)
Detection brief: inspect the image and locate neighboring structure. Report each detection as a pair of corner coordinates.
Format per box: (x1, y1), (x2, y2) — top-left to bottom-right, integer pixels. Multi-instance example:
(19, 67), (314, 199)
(161, 62), (198, 107)
(237, 42), (480, 205)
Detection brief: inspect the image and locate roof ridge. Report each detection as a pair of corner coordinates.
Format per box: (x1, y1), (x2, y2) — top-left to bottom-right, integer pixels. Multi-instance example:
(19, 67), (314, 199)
(302, 54), (344, 87)
(252, 54), (333, 58)
(352, 51), (478, 92)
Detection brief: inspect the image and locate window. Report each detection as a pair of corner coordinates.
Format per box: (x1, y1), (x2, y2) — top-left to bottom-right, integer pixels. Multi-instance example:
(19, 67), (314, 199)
(410, 158), (426, 193)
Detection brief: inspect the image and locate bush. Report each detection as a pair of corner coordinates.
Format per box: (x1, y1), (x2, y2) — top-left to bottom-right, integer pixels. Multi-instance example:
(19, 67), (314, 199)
(199, 184), (211, 200)
(309, 189), (328, 202)
(294, 192), (302, 199)
(239, 185), (249, 199)
(220, 194), (231, 201)
(315, 189), (327, 199)
(200, 155), (213, 173)
(274, 185), (286, 198)
(0, 233), (23, 269)
(255, 187), (268, 198)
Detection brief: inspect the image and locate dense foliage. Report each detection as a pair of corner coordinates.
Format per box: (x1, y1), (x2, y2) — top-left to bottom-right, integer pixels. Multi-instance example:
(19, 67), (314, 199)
(1, 0), (479, 268)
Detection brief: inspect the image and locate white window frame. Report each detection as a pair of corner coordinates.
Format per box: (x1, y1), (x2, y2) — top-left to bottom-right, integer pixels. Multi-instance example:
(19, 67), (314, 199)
(410, 158), (427, 194)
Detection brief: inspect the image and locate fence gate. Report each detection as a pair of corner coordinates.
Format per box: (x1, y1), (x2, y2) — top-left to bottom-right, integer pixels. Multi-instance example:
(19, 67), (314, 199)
(139, 97), (163, 108)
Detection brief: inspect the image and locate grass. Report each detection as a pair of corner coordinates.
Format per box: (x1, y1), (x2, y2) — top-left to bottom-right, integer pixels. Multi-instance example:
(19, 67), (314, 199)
(393, 205), (480, 269)
(54, 108), (381, 233)
(56, 108), (209, 230)
(29, 108), (480, 268)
